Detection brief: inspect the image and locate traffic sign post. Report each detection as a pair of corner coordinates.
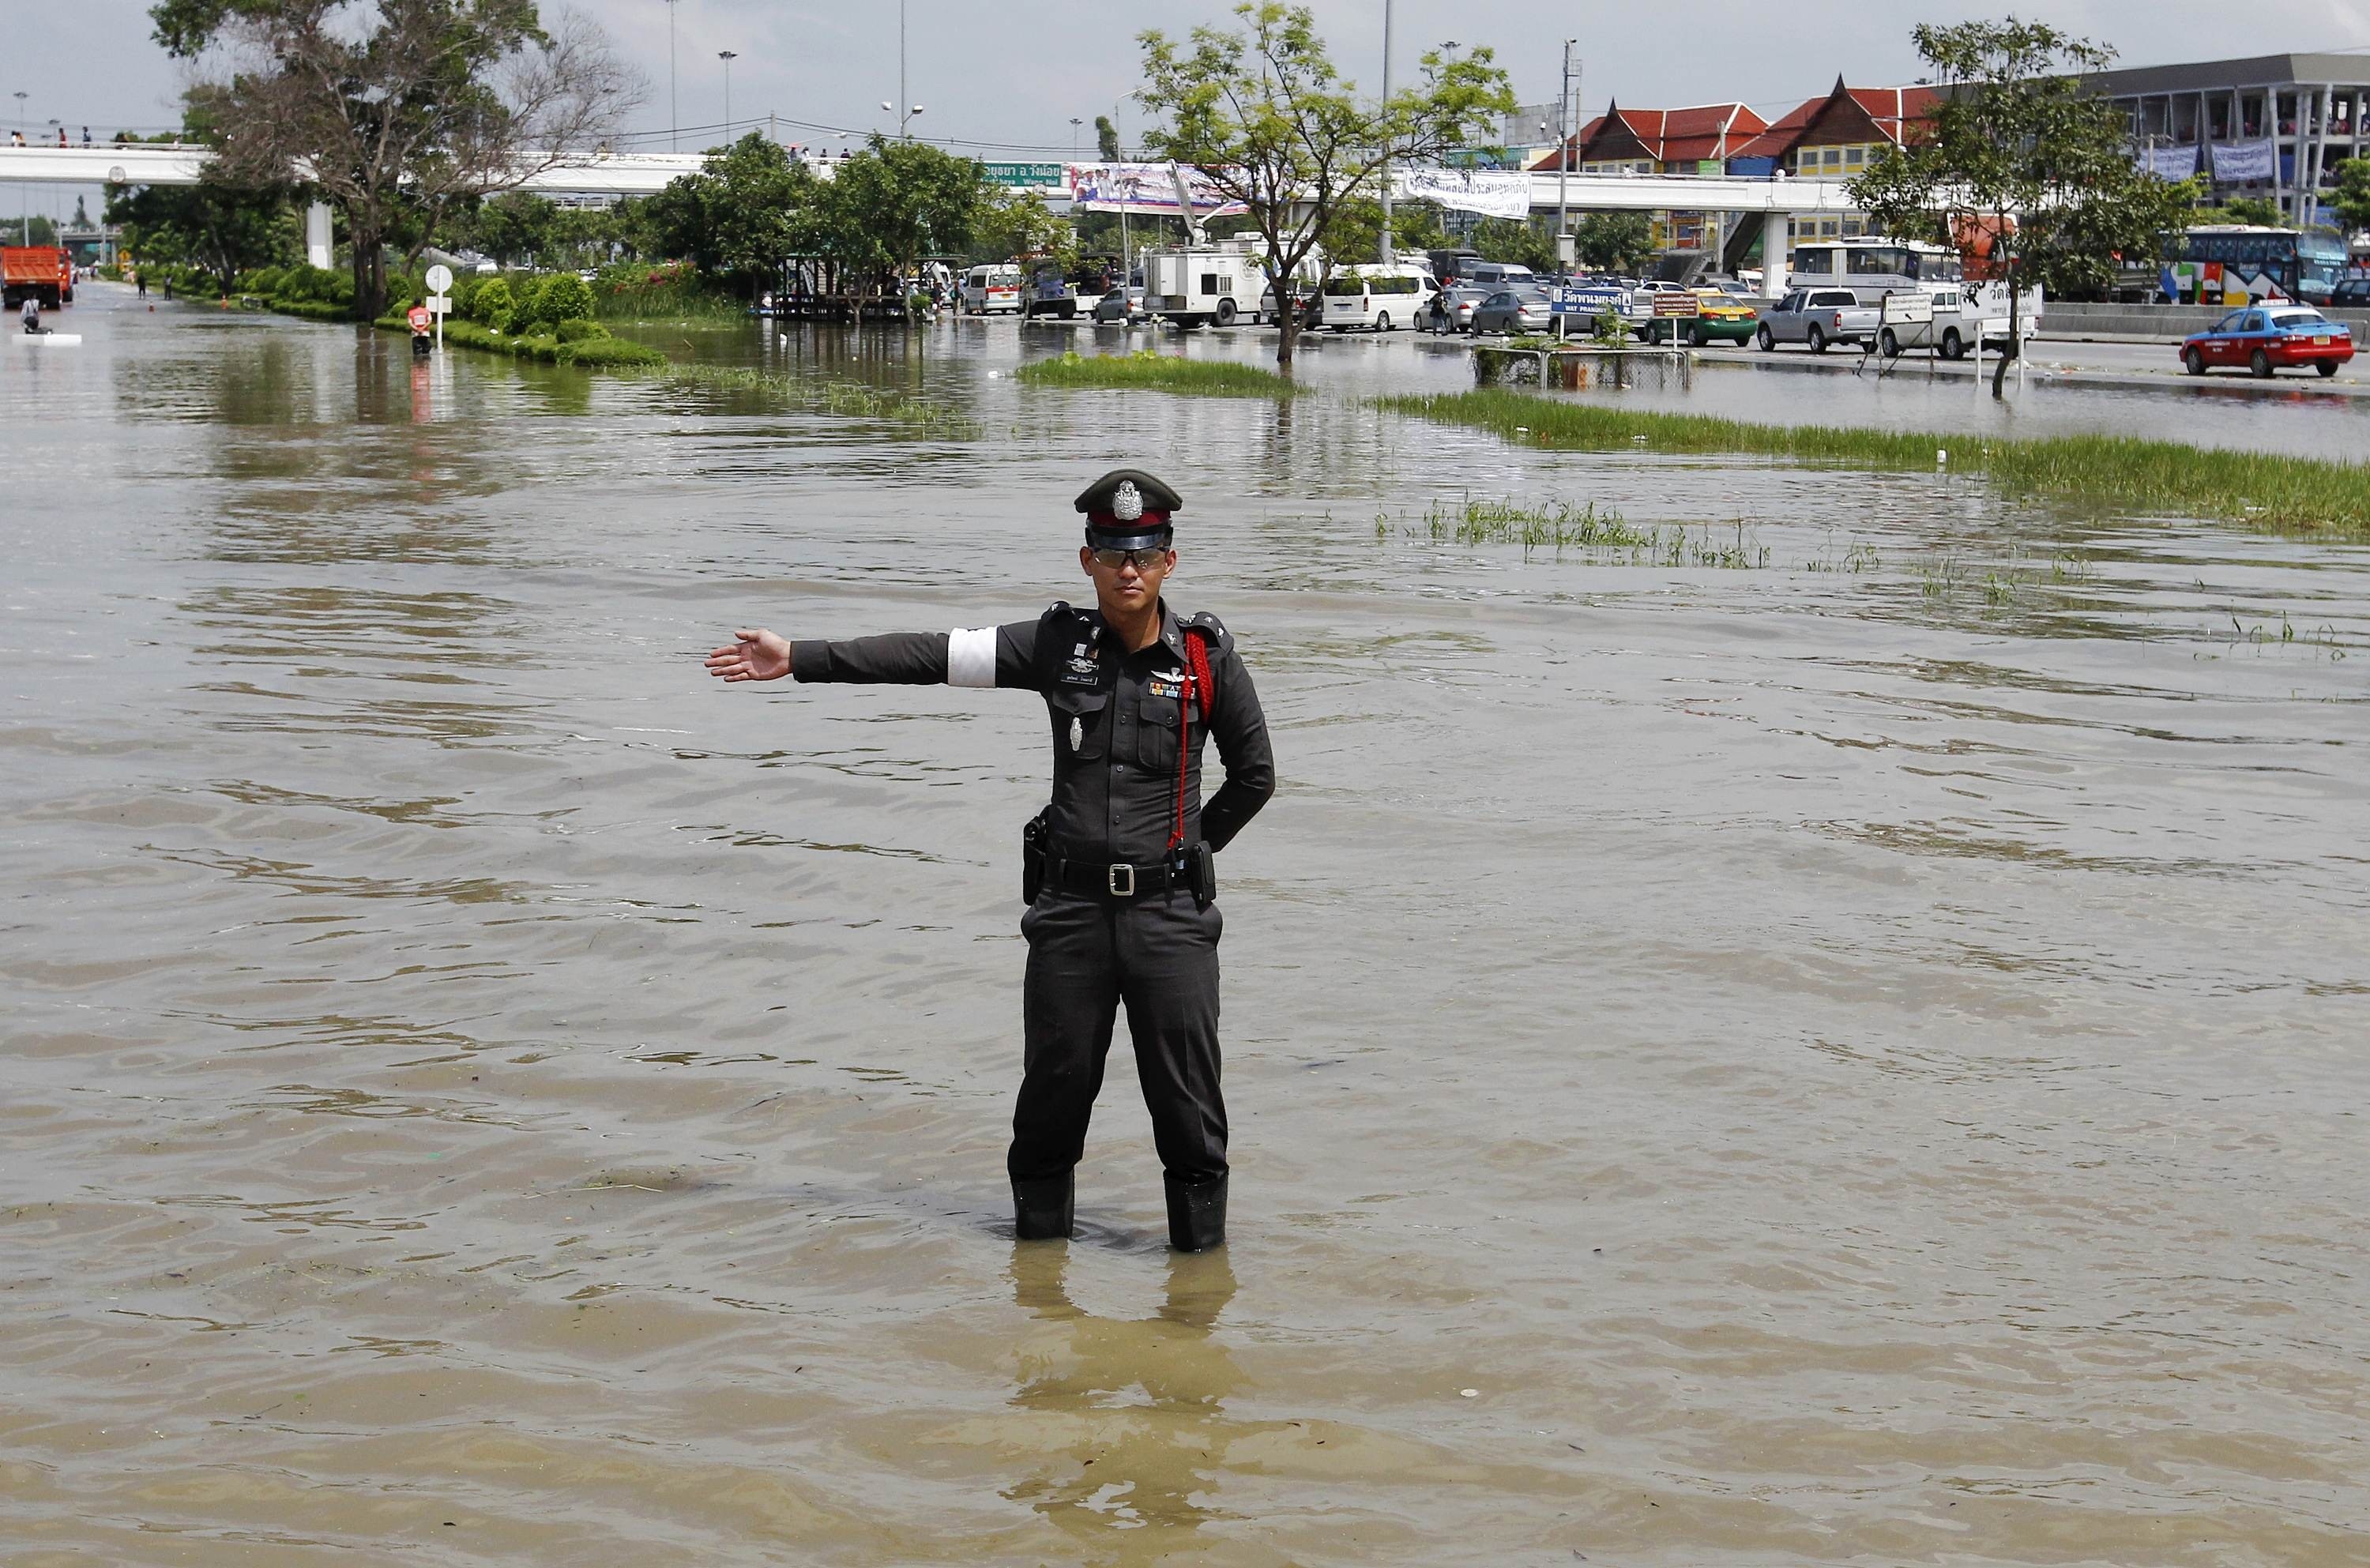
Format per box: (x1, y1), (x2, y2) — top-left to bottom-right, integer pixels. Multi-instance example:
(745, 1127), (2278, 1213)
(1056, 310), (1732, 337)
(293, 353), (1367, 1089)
(424, 265), (453, 350)
(1652, 290), (1699, 358)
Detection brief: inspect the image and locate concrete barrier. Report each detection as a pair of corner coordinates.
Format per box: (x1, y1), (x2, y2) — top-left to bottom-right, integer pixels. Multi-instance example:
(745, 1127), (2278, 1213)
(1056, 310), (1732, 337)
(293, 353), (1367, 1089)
(2039, 300), (2370, 343)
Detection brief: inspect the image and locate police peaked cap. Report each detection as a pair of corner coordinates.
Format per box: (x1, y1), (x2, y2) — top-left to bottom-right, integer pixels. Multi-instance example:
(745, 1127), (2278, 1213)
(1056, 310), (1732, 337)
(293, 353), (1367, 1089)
(1075, 468), (1183, 551)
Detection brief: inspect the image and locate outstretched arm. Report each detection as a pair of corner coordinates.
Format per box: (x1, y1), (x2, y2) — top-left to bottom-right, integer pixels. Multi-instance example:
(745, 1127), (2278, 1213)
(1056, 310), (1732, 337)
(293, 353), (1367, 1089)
(705, 622), (1045, 688)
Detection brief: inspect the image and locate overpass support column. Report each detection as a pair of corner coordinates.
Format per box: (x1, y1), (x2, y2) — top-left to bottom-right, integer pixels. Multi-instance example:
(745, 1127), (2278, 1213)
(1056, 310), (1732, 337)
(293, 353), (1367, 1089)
(305, 201), (333, 270)
(1761, 212), (1789, 299)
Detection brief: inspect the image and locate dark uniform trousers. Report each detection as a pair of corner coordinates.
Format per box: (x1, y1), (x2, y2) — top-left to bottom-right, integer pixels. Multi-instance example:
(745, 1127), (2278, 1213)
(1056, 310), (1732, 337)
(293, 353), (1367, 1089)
(790, 600), (1273, 1217)
(1014, 889), (1226, 1186)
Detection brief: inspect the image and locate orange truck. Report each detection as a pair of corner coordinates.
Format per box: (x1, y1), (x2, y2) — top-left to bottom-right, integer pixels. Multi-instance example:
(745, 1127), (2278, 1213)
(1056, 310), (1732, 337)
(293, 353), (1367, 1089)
(2, 246), (74, 310)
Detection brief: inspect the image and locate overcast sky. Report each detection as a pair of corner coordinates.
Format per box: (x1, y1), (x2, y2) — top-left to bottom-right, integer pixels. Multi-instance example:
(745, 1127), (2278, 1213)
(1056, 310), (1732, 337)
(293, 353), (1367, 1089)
(8, 0), (2370, 219)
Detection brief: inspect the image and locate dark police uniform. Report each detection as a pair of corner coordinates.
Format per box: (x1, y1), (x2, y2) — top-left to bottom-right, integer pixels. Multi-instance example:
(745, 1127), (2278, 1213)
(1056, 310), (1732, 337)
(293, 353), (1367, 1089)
(784, 471), (1274, 1250)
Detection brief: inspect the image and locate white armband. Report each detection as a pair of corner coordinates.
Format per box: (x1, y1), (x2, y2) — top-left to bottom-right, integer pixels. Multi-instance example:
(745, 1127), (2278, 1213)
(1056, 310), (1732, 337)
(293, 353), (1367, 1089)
(946, 626), (998, 688)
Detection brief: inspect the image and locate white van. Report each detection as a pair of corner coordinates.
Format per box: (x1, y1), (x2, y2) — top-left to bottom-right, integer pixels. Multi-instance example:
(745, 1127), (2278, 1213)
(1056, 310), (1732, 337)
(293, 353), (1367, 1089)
(961, 265), (1024, 315)
(1319, 265), (1435, 332)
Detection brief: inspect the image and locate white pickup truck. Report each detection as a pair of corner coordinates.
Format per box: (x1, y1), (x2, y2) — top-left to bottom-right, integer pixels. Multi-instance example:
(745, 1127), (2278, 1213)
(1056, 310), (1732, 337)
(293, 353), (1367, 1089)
(1875, 283), (2044, 359)
(1755, 287), (1880, 352)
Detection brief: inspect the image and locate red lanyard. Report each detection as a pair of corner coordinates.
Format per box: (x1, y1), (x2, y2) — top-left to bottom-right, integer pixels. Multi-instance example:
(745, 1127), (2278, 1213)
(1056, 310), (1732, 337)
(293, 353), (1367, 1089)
(1168, 632), (1217, 853)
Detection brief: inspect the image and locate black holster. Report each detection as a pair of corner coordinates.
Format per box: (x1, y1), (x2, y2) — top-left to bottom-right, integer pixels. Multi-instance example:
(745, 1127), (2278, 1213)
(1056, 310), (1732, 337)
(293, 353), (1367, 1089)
(1186, 842), (1216, 909)
(1021, 809), (1049, 904)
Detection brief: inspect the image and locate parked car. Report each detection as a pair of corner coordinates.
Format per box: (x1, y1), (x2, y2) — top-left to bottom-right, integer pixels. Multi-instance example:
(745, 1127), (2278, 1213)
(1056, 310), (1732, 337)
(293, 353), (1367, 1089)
(2327, 277), (2370, 309)
(1424, 284), (1492, 333)
(1256, 279), (1322, 329)
(1469, 288), (1553, 335)
(2180, 305), (2355, 378)
(1093, 285), (1149, 323)
(1635, 288), (1758, 345)
(1755, 288), (1880, 352)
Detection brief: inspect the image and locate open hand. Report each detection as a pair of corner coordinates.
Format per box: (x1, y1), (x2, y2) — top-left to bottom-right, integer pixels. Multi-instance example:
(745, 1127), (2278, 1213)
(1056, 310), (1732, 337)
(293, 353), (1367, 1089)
(705, 627), (792, 682)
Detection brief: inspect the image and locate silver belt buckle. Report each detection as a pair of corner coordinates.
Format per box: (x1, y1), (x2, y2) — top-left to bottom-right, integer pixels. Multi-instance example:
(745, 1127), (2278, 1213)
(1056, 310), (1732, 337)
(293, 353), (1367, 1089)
(1108, 863), (1134, 897)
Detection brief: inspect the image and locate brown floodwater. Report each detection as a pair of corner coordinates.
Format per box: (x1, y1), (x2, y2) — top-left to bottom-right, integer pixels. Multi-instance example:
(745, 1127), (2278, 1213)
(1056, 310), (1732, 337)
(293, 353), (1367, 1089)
(6, 286), (2369, 1566)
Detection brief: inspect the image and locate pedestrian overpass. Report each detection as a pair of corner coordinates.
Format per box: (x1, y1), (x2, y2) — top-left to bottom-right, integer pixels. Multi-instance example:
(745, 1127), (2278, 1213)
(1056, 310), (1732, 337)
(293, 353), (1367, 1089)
(2, 143), (1859, 286)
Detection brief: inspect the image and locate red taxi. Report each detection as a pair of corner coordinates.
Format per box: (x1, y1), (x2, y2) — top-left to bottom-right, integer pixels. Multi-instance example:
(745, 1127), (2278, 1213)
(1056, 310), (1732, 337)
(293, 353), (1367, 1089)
(2180, 305), (2355, 379)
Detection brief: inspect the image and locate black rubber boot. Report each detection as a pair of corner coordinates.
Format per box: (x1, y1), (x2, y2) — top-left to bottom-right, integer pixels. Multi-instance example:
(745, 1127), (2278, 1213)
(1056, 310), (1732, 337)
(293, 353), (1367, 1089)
(1012, 1172), (1074, 1242)
(1164, 1173), (1228, 1252)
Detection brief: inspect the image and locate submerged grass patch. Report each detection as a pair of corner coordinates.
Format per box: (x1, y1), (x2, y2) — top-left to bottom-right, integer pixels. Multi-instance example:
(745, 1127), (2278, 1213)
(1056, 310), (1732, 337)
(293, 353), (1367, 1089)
(656, 363), (981, 437)
(1379, 389), (2370, 538)
(1017, 350), (1300, 397)
(1377, 496), (1772, 567)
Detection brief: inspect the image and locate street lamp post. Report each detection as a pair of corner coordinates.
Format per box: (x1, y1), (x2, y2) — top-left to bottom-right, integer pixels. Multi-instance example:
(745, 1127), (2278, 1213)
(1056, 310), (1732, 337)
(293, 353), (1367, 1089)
(719, 51), (737, 137)
(665, 0), (679, 151)
(1070, 117), (1082, 162)
(1379, 0), (1394, 265)
(1556, 40), (1578, 271)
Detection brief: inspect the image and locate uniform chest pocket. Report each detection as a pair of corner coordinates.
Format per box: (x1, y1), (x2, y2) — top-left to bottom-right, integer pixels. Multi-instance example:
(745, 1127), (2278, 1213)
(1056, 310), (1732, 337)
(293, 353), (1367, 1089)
(1049, 690), (1111, 760)
(1134, 692), (1199, 772)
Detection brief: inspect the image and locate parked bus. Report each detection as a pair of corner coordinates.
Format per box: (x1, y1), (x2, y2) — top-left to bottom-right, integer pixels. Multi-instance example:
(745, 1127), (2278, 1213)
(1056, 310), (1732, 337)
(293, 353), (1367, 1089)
(1787, 239), (1962, 304)
(2149, 225), (2349, 306)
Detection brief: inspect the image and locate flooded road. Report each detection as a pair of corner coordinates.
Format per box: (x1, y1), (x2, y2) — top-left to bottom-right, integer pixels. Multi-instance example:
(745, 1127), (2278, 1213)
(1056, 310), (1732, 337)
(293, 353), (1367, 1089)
(7, 285), (2369, 1566)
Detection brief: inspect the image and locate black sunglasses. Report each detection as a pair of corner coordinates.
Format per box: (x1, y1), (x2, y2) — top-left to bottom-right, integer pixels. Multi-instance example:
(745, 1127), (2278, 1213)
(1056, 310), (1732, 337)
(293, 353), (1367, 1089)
(1089, 546), (1171, 571)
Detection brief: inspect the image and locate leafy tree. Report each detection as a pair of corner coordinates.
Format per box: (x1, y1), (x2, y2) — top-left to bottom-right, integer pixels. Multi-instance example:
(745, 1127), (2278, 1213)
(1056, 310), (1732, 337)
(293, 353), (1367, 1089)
(152, 0), (641, 321)
(975, 186), (1073, 265)
(641, 132), (817, 295)
(106, 172), (297, 295)
(2195, 195), (2284, 227)
(816, 135), (988, 314)
(1094, 115), (1123, 161)
(1137, 2), (1514, 373)
(8, 215), (62, 246)
(1468, 216), (1559, 273)
(1850, 18), (2195, 398)
(2333, 157), (2370, 236)
(464, 192), (562, 266)
(1571, 211), (1653, 273)
(1324, 198), (1446, 269)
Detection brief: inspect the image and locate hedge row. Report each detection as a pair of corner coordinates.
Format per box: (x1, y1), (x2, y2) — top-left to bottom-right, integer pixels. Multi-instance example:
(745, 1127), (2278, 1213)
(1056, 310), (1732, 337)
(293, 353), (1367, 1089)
(375, 311), (668, 369)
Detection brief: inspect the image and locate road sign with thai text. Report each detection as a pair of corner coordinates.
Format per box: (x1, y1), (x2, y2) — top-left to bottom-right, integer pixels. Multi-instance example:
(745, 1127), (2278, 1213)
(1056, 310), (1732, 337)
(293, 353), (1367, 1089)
(1652, 291), (1701, 317)
(982, 162), (1063, 187)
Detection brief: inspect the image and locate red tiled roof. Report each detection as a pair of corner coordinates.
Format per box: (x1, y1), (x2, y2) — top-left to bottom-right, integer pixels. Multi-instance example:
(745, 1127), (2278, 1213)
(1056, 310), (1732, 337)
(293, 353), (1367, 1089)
(1537, 103), (1772, 171)
(1727, 78), (1940, 160)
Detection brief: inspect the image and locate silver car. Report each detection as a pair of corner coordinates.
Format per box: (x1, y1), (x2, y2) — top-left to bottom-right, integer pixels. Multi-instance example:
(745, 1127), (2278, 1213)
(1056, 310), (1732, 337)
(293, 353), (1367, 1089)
(1426, 284), (1492, 333)
(1469, 288), (1552, 335)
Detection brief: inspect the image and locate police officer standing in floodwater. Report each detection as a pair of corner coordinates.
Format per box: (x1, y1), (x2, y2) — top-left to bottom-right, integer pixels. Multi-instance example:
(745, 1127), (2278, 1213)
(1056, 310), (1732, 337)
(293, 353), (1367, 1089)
(705, 471), (1274, 1250)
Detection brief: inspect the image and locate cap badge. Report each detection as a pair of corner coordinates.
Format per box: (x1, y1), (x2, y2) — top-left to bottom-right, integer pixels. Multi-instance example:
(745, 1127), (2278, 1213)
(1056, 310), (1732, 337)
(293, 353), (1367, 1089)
(1112, 480), (1145, 522)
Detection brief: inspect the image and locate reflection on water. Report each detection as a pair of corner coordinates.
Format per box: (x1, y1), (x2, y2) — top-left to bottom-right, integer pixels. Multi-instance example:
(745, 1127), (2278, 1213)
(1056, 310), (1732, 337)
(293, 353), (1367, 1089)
(1003, 1249), (1243, 1554)
(5, 284), (2368, 1565)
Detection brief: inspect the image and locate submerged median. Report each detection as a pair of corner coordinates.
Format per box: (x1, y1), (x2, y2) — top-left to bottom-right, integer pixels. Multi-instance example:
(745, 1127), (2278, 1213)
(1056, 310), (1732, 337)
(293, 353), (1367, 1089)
(1017, 350), (1300, 397)
(1379, 389), (2370, 538)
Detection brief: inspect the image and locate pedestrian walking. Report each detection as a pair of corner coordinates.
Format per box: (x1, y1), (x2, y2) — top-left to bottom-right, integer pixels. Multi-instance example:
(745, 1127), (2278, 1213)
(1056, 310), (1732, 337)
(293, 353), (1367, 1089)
(405, 298), (433, 357)
(135, 272), (148, 299)
(705, 470), (1275, 1250)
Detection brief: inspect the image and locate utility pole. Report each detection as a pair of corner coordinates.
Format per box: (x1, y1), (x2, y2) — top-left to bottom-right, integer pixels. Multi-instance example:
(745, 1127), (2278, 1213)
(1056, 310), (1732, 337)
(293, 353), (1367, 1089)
(665, 0), (679, 151)
(719, 51), (737, 136)
(1070, 117), (1083, 162)
(900, 0), (908, 137)
(1556, 41), (1578, 270)
(1379, 0), (1395, 265)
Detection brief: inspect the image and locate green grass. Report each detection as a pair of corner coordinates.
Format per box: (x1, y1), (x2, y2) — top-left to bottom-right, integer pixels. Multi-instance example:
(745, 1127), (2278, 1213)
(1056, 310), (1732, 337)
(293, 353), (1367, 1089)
(1017, 350), (1300, 397)
(369, 314), (669, 368)
(1376, 496), (1771, 566)
(592, 269), (748, 323)
(1379, 388), (2370, 537)
(655, 363), (981, 437)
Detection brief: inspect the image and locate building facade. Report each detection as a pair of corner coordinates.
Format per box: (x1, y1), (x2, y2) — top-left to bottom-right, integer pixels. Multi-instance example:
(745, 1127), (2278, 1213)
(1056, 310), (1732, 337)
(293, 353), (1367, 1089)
(2086, 53), (2370, 227)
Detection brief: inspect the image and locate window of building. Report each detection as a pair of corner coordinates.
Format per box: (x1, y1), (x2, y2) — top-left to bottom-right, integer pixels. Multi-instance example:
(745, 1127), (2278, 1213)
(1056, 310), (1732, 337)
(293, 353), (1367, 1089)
(1845, 145), (1867, 167)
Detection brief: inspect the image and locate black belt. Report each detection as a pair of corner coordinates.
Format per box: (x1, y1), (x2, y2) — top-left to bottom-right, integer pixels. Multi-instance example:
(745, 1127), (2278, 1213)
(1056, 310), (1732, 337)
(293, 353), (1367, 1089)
(1046, 850), (1191, 901)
